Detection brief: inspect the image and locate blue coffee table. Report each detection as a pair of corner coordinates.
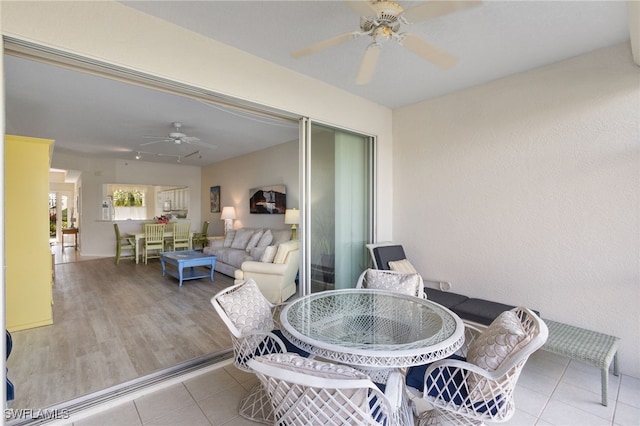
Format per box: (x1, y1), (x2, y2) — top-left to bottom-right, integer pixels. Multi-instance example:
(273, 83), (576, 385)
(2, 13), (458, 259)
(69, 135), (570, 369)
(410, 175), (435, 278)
(160, 250), (217, 287)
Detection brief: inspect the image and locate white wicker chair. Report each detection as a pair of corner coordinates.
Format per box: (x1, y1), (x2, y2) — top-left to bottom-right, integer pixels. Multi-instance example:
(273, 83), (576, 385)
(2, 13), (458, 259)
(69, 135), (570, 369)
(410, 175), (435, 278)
(211, 279), (309, 424)
(406, 307), (548, 426)
(356, 268), (425, 298)
(248, 353), (414, 426)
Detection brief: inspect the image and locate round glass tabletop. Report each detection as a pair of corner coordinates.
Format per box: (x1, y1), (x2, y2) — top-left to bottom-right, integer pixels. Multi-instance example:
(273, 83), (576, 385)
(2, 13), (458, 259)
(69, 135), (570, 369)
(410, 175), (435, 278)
(280, 289), (465, 368)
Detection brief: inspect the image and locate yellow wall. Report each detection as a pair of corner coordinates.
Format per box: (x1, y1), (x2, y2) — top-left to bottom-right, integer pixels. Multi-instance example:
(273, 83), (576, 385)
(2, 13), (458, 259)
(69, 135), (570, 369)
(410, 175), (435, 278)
(5, 135), (54, 331)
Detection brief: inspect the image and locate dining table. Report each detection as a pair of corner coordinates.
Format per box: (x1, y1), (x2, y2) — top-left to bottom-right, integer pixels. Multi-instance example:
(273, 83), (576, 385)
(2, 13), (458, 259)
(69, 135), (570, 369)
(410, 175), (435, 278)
(131, 231), (193, 264)
(280, 288), (465, 382)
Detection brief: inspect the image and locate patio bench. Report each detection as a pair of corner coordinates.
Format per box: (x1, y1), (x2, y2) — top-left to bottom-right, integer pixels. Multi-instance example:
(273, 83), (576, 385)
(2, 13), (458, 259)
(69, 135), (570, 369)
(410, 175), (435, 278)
(541, 319), (620, 406)
(367, 242), (622, 405)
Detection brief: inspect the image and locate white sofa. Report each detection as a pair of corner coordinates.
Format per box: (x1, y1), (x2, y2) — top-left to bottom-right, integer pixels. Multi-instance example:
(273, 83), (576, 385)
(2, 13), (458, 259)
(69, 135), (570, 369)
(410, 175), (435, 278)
(203, 227), (292, 277)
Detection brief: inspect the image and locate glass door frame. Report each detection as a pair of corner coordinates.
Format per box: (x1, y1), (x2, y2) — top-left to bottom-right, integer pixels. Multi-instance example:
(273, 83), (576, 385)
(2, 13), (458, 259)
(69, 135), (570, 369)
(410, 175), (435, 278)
(298, 118), (376, 297)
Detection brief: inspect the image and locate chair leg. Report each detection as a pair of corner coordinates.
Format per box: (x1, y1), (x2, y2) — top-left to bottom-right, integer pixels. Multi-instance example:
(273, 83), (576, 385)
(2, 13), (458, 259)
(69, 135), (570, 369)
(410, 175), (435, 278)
(237, 382), (273, 424)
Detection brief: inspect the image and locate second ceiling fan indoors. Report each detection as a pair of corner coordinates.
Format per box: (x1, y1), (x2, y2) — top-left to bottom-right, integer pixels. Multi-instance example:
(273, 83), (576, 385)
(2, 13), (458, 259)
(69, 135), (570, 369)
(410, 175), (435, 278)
(292, 0), (480, 85)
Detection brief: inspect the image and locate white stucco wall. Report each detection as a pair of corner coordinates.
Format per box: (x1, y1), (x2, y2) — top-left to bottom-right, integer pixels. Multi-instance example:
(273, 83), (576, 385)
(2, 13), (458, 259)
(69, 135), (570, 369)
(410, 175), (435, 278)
(393, 43), (639, 377)
(201, 140), (299, 236)
(51, 153), (201, 257)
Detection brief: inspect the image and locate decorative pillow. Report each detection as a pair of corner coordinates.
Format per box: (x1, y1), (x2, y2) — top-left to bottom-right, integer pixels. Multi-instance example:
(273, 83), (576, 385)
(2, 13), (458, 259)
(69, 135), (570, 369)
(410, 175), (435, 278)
(362, 269), (422, 297)
(223, 230), (236, 248)
(231, 228), (255, 250)
(273, 240), (299, 264)
(271, 229), (292, 246)
(216, 279), (274, 335)
(466, 310), (532, 400)
(260, 245), (278, 263)
(250, 246), (267, 261)
(388, 259), (418, 274)
(245, 229), (264, 252)
(257, 229), (273, 247)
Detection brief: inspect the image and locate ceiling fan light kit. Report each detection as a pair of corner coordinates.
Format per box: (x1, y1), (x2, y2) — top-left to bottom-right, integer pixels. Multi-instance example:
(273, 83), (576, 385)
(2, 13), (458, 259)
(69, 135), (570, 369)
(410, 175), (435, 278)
(292, 0), (480, 85)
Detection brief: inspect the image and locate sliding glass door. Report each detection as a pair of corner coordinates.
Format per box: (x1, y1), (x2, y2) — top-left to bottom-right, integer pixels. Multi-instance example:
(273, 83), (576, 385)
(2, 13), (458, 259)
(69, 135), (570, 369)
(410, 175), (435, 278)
(302, 122), (373, 294)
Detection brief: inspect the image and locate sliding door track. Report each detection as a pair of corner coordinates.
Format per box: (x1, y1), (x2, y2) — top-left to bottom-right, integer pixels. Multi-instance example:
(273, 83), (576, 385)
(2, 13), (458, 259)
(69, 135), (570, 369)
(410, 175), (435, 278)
(7, 350), (233, 426)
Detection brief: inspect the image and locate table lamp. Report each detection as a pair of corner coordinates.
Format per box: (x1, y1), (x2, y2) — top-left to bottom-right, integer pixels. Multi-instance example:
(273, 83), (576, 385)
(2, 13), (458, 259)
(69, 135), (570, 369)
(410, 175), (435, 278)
(220, 206), (236, 235)
(284, 208), (299, 239)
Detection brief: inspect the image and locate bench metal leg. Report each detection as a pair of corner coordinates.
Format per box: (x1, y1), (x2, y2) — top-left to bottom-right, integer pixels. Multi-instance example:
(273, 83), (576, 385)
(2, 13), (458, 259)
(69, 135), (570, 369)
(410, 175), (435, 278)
(601, 368), (608, 406)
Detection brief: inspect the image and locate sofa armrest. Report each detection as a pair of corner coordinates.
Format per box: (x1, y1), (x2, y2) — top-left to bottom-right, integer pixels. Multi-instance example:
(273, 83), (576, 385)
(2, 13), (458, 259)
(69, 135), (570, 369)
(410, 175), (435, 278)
(240, 261), (289, 276)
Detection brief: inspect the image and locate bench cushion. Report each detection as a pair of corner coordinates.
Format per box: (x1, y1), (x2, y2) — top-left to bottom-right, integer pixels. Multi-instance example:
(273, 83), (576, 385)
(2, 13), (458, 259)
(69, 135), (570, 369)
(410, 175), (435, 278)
(451, 298), (517, 326)
(372, 245), (406, 270)
(424, 288), (469, 310)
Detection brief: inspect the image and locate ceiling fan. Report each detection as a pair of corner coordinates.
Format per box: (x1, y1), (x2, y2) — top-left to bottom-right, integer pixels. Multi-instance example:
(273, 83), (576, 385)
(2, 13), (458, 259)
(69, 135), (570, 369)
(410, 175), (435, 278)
(141, 122), (213, 148)
(292, 0), (480, 85)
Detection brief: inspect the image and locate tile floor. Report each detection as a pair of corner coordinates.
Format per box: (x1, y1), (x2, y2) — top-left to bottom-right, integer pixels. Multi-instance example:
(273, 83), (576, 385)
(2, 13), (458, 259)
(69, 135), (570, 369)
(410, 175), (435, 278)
(54, 350), (638, 426)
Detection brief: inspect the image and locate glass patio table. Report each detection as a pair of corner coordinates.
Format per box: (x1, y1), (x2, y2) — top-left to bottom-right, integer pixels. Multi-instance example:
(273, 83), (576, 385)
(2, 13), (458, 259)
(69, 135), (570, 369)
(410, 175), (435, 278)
(280, 289), (465, 375)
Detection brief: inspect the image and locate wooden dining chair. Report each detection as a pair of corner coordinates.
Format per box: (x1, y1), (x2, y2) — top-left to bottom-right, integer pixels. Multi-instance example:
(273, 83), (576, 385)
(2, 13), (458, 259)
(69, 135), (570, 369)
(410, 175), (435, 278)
(169, 222), (191, 251)
(191, 220), (209, 250)
(143, 223), (165, 264)
(113, 223), (135, 264)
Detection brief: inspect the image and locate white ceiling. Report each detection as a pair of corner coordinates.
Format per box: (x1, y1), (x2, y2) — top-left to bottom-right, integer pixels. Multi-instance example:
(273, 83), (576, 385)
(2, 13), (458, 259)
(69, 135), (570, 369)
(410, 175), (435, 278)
(4, 1), (634, 170)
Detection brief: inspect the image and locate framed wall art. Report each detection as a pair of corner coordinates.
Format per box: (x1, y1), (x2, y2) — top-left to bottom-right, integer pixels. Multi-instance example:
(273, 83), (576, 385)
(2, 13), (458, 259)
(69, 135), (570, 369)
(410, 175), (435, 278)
(210, 186), (220, 213)
(249, 184), (286, 214)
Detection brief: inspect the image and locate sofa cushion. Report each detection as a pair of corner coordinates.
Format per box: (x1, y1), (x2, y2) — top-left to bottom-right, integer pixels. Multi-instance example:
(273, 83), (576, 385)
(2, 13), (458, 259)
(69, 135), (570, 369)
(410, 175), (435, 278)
(271, 229), (292, 246)
(273, 240), (299, 264)
(231, 228), (255, 250)
(245, 229), (264, 252)
(261, 245), (278, 263)
(257, 229), (273, 247)
(223, 230), (236, 248)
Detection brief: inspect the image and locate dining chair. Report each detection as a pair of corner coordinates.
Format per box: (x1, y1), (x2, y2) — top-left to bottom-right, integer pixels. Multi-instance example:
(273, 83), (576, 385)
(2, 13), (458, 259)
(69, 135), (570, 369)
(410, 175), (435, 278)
(113, 223), (135, 264)
(356, 268), (425, 298)
(211, 279), (310, 423)
(191, 220), (209, 250)
(405, 307), (548, 426)
(169, 222), (191, 251)
(248, 353), (413, 426)
(143, 223), (165, 264)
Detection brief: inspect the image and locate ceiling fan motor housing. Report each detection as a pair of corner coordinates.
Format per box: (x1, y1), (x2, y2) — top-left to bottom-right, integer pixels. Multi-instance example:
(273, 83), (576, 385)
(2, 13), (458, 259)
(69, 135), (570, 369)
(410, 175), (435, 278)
(361, 1), (403, 35)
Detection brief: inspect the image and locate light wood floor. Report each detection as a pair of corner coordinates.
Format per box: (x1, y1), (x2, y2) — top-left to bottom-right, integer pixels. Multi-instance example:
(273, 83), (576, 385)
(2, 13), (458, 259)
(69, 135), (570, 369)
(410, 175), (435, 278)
(7, 246), (234, 410)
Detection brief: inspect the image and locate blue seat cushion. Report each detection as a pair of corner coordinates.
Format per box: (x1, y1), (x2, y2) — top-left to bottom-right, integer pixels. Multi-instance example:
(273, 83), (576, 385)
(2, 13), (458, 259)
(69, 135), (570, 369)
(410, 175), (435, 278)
(406, 355), (504, 416)
(271, 329), (310, 357)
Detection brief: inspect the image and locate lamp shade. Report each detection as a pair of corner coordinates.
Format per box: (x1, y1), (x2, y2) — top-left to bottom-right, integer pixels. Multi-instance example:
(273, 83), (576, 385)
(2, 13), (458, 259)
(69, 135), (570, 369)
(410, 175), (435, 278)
(220, 206), (236, 220)
(284, 208), (300, 225)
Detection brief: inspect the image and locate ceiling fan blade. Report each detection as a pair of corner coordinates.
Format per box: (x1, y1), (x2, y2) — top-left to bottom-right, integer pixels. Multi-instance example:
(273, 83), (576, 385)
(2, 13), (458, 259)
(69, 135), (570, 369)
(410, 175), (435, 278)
(402, 0), (481, 23)
(292, 31), (361, 58)
(345, 0), (377, 17)
(400, 34), (457, 69)
(189, 140), (218, 149)
(182, 136), (201, 143)
(356, 44), (381, 85)
(140, 140), (170, 147)
(184, 150), (200, 159)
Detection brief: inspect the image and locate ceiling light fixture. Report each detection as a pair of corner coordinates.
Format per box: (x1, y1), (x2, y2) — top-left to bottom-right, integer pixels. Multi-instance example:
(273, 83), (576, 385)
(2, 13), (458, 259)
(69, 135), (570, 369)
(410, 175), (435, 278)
(135, 151), (141, 160)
